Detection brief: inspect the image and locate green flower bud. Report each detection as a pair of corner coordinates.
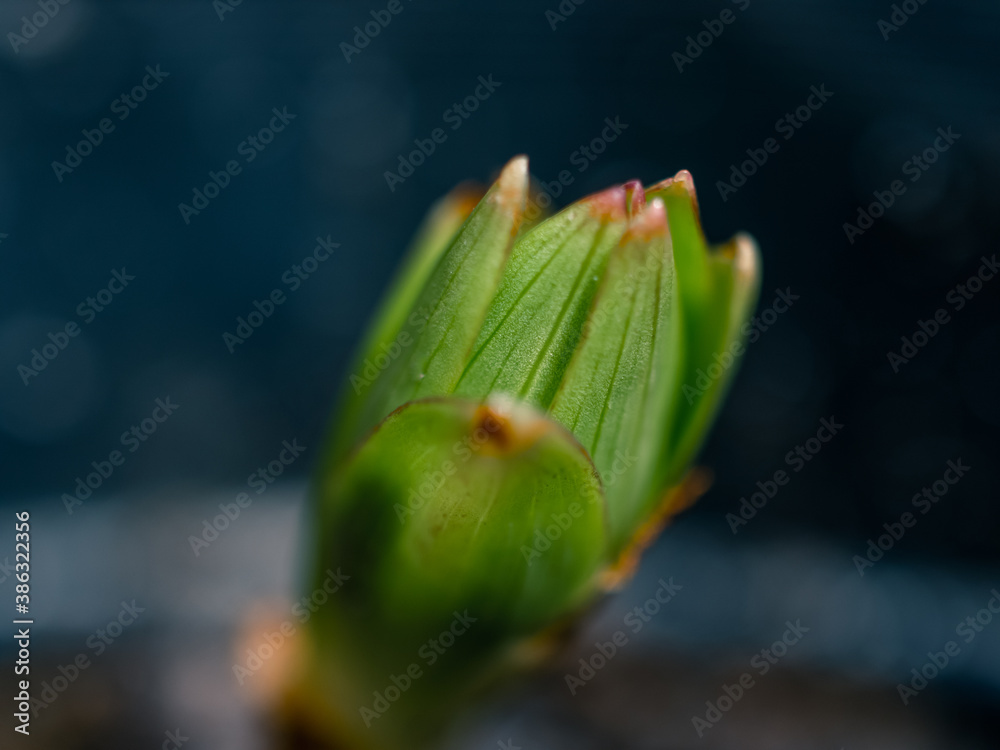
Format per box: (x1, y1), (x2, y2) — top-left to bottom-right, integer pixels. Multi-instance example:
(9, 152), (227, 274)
(300, 156), (760, 749)
(308, 396), (605, 748)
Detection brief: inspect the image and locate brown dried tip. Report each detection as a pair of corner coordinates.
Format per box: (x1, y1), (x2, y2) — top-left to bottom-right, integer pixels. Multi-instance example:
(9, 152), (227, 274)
(470, 398), (566, 458)
(471, 403), (515, 454)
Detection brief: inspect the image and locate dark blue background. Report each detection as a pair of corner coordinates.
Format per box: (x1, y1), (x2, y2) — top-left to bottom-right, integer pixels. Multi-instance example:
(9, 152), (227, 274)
(1, 1), (997, 557)
(1, 2), (999, 747)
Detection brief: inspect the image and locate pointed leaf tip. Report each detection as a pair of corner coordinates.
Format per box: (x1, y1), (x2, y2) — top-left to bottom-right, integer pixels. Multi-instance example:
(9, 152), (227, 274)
(624, 179), (646, 218)
(494, 155), (529, 212)
(730, 232), (759, 280)
(646, 168), (697, 201)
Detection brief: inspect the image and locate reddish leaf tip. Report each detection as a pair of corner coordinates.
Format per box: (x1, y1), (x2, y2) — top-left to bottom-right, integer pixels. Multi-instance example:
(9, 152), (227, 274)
(581, 184), (628, 222)
(624, 179), (645, 218)
(622, 197), (668, 244)
(645, 169), (699, 210)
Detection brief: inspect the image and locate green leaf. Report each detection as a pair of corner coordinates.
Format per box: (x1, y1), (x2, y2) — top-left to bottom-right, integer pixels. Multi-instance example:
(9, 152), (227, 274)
(669, 233), (759, 476)
(310, 396), (607, 749)
(336, 156), (529, 455)
(645, 173), (760, 482)
(331, 182), (485, 459)
(549, 197), (682, 555)
(453, 186), (630, 409)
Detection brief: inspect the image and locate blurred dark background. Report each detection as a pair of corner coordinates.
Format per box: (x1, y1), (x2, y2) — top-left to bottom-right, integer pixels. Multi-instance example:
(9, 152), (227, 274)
(1, 1), (998, 748)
